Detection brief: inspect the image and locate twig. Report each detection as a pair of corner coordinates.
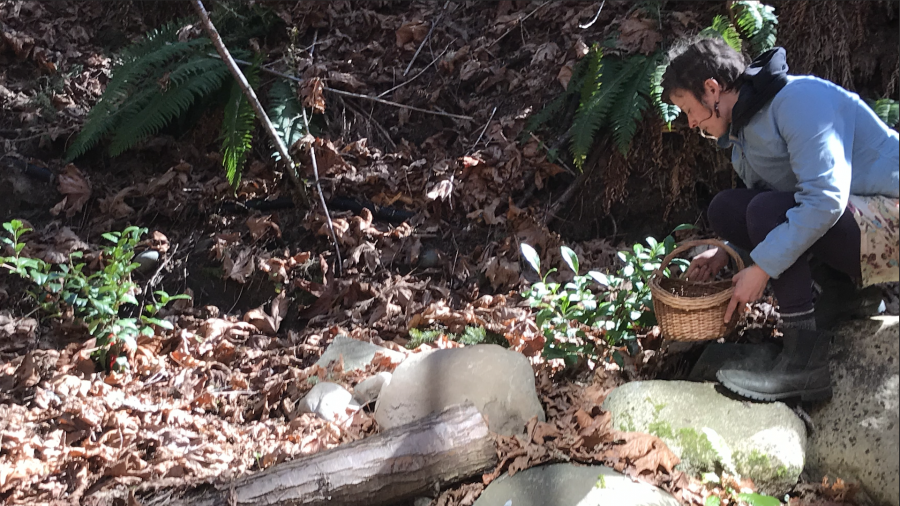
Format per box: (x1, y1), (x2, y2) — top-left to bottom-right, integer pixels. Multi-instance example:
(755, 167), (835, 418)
(380, 43), (452, 98)
(304, 30), (343, 277)
(221, 55), (474, 121)
(578, 0), (606, 29)
(340, 96), (398, 151)
(469, 106), (497, 154)
(404, 0), (449, 76)
(325, 88), (472, 120)
(192, 0), (310, 208)
(491, 0), (552, 47)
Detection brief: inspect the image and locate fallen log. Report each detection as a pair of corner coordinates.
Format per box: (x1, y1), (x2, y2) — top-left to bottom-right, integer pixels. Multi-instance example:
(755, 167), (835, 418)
(164, 402), (496, 506)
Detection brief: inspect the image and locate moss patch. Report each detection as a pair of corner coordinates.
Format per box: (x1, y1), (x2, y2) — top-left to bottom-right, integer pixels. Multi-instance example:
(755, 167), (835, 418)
(734, 448), (800, 486)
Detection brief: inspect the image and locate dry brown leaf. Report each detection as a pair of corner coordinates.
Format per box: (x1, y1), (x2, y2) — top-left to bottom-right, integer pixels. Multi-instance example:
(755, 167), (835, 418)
(484, 255), (519, 290)
(246, 215), (282, 242)
(327, 71), (365, 91)
(97, 186), (136, 219)
(617, 17), (662, 55)
(51, 164), (91, 217)
(222, 248), (255, 283)
(300, 77), (325, 113)
(610, 431), (680, 475)
(427, 179), (454, 201)
(395, 20), (428, 48)
(243, 291), (289, 335)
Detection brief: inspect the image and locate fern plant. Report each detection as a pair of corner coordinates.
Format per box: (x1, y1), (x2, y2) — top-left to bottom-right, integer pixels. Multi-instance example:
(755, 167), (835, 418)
(65, 2), (293, 189)
(699, 15), (742, 53)
(266, 79), (308, 161)
(866, 98), (900, 129)
(221, 57), (261, 187)
(730, 1), (778, 58)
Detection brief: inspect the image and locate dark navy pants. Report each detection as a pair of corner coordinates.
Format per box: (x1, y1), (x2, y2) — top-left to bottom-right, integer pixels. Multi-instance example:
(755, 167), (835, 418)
(707, 189), (861, 314)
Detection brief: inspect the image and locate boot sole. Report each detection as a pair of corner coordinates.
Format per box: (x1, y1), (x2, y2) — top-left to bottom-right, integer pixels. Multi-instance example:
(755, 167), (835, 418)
(716, 371), (833, 402)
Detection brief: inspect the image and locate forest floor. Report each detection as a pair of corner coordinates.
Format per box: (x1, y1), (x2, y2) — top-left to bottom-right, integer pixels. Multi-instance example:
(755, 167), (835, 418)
(0, 1), (896, 505)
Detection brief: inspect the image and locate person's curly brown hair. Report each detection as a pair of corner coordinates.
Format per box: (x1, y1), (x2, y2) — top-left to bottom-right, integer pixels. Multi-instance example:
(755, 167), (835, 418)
(661, 37), (749, 103)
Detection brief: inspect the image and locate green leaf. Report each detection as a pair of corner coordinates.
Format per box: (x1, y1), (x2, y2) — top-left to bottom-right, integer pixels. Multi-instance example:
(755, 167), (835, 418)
(736, 493), (781, 506)
(560, 246), (579, 274)
(521, 243), (541, 274)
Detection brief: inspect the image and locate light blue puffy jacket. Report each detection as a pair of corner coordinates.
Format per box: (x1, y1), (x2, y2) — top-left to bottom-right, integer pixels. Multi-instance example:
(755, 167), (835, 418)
(717, 75), (900, 278)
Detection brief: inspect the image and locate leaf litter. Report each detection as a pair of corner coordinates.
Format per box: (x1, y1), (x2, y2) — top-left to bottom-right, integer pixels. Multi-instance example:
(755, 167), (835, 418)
(0, 1), (889, 506)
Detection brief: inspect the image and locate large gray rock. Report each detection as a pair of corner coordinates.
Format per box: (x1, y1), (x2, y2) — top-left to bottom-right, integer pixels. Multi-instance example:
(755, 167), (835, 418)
(374, 344), (544, 435)
(603, 380), (806, 496)
(315, 335), (405, 372)
(806, 316), (899, 506)
(472, 463), (680, 506)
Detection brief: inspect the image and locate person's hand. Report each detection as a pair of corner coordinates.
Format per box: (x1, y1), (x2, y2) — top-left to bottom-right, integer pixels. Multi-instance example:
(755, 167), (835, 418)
(724, 265), (770, 323)
(685, 247), (729, 282)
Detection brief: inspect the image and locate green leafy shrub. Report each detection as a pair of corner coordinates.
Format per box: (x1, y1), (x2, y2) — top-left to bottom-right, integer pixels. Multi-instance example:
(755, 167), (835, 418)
(520, 226), (691, 366)
(1, 220), (188, 370)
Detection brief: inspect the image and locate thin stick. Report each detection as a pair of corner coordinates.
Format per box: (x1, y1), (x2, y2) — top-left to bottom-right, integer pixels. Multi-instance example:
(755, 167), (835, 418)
(325, 88), (472, 121)
(304, 30), (343, 277)
(192, 0), (310, 208)
(491, 0), (552, 47)
(404, 0), (449, 76)
(220, 55), (473, 121)
(469, 106), (497, 153)
(578, 0), (606, 29)
(380, 43), (451, 98)
(341, 96), (398, 151)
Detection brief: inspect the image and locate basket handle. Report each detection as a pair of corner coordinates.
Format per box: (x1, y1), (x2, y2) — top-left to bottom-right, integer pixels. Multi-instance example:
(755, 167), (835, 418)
(656, 239), (745, 280)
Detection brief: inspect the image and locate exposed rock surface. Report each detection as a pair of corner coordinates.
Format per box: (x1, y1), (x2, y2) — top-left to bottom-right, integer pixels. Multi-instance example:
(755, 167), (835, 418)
(472, 463), (680, 506)
(374, 344), (544, 435)
(806, 316), (899, 506)
(296, 382), (360, 422)
(603, 380), (806, 496)
(315, 334), (405, 372)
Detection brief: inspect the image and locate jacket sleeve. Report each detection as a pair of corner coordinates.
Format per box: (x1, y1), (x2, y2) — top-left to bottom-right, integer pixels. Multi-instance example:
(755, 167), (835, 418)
(749, 85), (853, 279)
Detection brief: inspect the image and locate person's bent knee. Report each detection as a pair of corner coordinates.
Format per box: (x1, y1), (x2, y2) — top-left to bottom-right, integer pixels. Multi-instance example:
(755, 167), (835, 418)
(708, 190), (746, 237)
(746, 192), (793, 245)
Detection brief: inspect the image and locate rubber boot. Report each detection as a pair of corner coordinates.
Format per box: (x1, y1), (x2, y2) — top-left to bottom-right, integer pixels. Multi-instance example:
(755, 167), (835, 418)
(716, 328), (833, 402)
(812, 263), (883, 330)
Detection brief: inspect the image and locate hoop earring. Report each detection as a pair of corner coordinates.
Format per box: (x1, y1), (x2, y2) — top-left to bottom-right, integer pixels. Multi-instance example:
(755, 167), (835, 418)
(714, 101), (720, 118)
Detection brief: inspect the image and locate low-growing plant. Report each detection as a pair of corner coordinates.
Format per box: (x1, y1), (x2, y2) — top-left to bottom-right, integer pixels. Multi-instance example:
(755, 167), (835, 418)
(1, 220), (188, 370)
(406, 325), (504, 349)
(520, 225), (692, 366)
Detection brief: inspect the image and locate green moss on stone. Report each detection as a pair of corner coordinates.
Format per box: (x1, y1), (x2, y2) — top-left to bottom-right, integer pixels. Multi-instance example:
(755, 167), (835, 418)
(734, 448), (800, 488)
(648, 420), (675, 439)
(675, 427), (719, 473)
(617, 412), (637, 432)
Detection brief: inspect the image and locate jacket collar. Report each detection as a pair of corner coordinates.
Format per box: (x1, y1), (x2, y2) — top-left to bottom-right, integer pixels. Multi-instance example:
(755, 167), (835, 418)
(730, 47), (790, 133)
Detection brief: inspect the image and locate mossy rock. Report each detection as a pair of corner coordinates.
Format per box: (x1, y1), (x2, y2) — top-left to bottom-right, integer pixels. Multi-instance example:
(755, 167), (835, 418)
(602, 381), (806, 496)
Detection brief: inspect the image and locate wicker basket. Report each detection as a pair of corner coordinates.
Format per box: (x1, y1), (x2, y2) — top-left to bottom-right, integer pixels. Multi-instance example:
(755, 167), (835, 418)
(650, 239), (745, 342)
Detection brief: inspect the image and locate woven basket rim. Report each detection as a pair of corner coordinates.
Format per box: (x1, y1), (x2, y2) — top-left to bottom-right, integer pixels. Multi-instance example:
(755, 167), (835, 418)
(649, 239), (743, 311)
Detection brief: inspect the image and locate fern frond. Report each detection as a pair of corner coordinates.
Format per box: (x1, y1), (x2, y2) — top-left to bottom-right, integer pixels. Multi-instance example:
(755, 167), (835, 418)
(221, 59), (260, 188)
(731, 1), (777, 57)
(522, 54), (592, 138)
(65, 37), (212, 160)
(267, 79), (307, 160)
(609, 55), (654, 155)
(108, 60), (230, 156)
(699, 15), (742, 53)
(866, 98), (900, 128)
(650, 54), (680, 127)
(570, 49), (616, 170)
